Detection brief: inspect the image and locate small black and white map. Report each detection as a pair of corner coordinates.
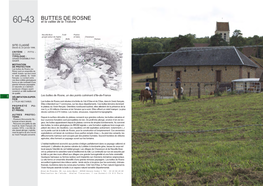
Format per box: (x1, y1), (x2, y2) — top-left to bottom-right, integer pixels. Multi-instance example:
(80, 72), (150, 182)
(43, 35), (123, 91)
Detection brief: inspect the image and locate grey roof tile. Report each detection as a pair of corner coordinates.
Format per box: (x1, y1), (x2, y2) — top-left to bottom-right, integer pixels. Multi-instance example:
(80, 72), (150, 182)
(153, 46), (258, 68)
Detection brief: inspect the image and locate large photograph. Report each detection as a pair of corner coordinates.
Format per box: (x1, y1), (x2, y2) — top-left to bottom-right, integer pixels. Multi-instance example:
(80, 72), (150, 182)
(131, 0), (263, 185)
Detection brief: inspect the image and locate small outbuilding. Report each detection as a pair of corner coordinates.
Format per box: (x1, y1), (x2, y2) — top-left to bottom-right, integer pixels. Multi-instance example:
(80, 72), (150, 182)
(232, 78), (261, 93)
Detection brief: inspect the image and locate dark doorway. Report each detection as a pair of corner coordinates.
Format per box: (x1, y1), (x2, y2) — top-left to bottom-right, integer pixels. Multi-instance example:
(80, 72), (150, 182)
(216, 70), (221, 82)
(176, 71), (181, 80)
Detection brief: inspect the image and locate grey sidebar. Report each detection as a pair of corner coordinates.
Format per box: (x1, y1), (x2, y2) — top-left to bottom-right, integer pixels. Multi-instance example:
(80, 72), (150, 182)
(9, 1), (38, 186)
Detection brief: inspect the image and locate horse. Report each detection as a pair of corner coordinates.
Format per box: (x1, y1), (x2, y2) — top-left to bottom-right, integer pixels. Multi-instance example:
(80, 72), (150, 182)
(173, 87), (184, 99)
(140, 89), (152, 104)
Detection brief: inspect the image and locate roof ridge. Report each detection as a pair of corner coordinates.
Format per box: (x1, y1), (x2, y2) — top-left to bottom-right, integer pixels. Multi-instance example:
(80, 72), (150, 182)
(233, 46), (244, 65)
(179, 46), (233, 52)
(180, 46), (233, 49)
(153, 51), (175, 67)
(236, 48), (259, 68)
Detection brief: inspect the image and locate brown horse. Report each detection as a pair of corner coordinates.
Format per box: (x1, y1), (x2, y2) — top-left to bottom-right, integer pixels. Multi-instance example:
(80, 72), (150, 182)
(140, 89), (152, 104)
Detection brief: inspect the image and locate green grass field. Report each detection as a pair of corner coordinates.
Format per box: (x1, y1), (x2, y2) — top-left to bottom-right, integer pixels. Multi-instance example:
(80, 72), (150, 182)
(132, 93), (263, 185)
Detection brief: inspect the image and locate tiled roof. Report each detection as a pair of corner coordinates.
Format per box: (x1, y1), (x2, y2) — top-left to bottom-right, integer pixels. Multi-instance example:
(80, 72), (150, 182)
(241, 47), (257, 58)
(216, 22), (229, 31)
(153, 46), (258, 68)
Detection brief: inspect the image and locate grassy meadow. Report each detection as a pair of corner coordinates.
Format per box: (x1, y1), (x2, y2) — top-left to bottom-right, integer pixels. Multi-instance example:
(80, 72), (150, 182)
(132, 74), (263, 186)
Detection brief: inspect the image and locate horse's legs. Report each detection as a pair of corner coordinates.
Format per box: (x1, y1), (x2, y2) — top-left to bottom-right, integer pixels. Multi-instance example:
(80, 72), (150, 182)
(173, 92), (176, 99)
(173, 89), (178, 100)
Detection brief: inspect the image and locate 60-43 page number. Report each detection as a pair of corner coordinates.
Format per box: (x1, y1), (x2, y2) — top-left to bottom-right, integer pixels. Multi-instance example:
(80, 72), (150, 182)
(13, 16), (34, 23)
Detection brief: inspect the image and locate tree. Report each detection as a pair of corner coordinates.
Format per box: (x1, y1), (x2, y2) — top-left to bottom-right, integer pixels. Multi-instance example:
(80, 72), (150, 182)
(132, 38), (166, 73)
(132, 40), (149, 73)
(230, 30), (246, 46)
(148, 42), (163, 53)
(253, 35), (263, 58)
(139, 51), (163, 73)
(209, 34), (228, 46)
(161, 38), (172, 52)
(195, 36), (210, 44)
(169, 35), (194, 51)
(185, 33), (196, 43)
(232, 29), (243, 37)
(252, 35), (263, 45)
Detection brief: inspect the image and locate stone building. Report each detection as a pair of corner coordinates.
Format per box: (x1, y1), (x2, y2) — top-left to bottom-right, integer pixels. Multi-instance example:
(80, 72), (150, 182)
(153, 46), (258, 97)
(215, 22), (230, 43)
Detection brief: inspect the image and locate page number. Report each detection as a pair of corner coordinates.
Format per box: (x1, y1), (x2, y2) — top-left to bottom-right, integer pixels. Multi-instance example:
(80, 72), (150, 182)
(13, 16), (34, 23)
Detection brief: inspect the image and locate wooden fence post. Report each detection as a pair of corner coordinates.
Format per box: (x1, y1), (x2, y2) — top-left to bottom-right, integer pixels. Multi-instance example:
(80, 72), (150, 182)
(152, 81), (155, 104)
(245, 82), (247, 93)
(152, 71), (156, 104)
(189, 87), (191, 97)
(198, 82), (200, 98)
(216, 81), (219, 95)
(231, 82), (233, 92)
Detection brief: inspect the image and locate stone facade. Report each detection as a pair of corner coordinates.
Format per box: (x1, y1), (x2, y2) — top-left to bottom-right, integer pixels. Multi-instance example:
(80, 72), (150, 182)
(215, 30), (230, 43)
(157, 66), (257, 97)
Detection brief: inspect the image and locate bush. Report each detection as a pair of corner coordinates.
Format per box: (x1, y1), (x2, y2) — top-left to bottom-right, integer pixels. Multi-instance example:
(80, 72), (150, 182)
(182, 95), (189, 100)
(228, 90), (236, 95)
(172, 98), (179, 102)
(214, 91), (222, 97)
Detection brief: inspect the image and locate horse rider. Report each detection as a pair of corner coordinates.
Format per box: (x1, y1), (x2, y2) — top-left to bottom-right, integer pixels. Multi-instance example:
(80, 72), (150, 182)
(145, 79), (153, 97)
(176, 77), (183, 95)
(176, 77), (181, 88)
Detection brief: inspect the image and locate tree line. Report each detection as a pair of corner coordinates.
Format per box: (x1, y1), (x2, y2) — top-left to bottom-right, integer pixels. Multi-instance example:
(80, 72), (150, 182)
(132, 31), (263, 73)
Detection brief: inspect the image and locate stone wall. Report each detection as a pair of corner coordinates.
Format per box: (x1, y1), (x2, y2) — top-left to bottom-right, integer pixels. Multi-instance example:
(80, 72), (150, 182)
(241, 66), (256, 78)
(157, 65), (257, 96)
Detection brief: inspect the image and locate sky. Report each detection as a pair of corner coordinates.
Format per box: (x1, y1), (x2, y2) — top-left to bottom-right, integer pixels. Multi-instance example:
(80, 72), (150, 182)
(131, 0), (263, 39)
